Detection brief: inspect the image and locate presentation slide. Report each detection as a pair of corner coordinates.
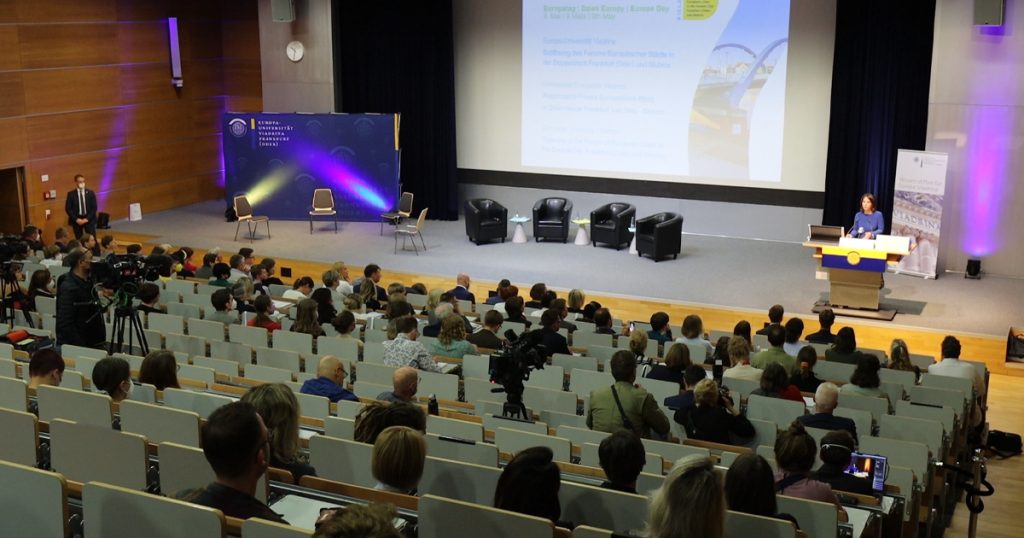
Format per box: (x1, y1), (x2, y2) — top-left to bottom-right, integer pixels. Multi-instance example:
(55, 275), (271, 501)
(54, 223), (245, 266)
(522, 0), (791, 183)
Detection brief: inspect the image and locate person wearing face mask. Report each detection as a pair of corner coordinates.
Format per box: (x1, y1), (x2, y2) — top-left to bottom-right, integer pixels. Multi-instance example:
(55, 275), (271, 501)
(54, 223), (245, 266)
(64, 174), (98, 239)
(92, 357), (134, 403)
(56, 249), (107, 349)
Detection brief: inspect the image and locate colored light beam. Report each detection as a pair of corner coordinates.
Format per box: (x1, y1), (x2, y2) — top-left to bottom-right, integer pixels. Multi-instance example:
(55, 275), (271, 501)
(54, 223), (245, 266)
(961, 106), (1009, 257)
(246, 165), (294, 205)
(301, 148), (392, 211)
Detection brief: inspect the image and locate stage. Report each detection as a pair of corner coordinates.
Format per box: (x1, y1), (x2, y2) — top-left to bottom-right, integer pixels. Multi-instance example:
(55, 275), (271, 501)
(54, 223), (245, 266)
(115, 200), (1024, 338)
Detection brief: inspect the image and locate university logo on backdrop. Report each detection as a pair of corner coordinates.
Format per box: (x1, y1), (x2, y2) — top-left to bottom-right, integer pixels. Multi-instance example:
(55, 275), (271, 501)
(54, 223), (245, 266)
(228, 118), (249, 138)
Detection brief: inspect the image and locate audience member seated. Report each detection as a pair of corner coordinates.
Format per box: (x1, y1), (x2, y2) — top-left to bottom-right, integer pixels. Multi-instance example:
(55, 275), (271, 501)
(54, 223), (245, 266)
(383, 316), (443, 372)
(330, 262), (355, 296)
(312, 503), (404, 538)
(588, 351), (670, 438)
(629, 330), (653, 376)
(283, 276), (315, 301)
(468, 309), (504, 349)
(756, 304), (785, 335)
(430, 315), (479, 358)
(676, 379), (754, 444)
(207, 288), (240, 326)
(376, 367), (419, 404)
(666, 365), (706, 411)
(330, 310), (363, 351)
(261, 257), (285, 286)
(241, 383), (317, 482)
(580, 301), (602, 324)
(228, 253), (248, 282)
(566, 288), (586, 317)
(354, 263), (388, 304)
(40, 245), (63, 268)
(806, 308), (837, 344)
(447, 272), (475, 304)
(529, 290), (557, 317)
(27, 348), (65, 391)
(502, 295), (532, 329)
(814, 430), (873, 495)
(301, 356), (358, 403)
(725, 454), (800, 528)
(675, 314), (713, 360)
(525, 282), (547, 309)
(930, 335), (986, 427)
(888, 338), (921, 381)
(319, 269), (343, 305)
(647, 311), (673, 343)
(26, 269), (55, 312)
(372, 426), (427, 495)
(135, 282), (164, 314)
(752, 324), (796, 374)
(598, 430), (646, 494)
(790, 346), (824, 393)
(209, 263), (232, 287)
(383, 298), (415, 340)
(421, 302), (452, 338)
(494, 446), (566, 527)
(796, 382), (858, 442)
(733, 320), (753, 348)
(485, 279), (511, 306)
(593, 307), (616, 335)
(291, 298), (325, 338)
(353, 401), (427, 444)
(774, 422), (844, 511)
(248, 295), (282, 332)
(175, 401), (286, 523)
(710, 336), (730, 366)
(647, 455), (724, 538)
(231, 278), (255, 314)
(536, 309), (571, 358)
(138, 350), (180, 391)
(782, 318), (805, 357)
(750, 363), (804, 403)
(723, 336), (763, 383)
(550, 298), (578, 332)
(92, 357), (133, 403)
(311, 287), (337, 325)
(195, 252), (217, 280)
(840, 355), (892, 413)
(825, 327), (864, 365)
(21, 224), (43, 251)
(646, 343), (690, 384)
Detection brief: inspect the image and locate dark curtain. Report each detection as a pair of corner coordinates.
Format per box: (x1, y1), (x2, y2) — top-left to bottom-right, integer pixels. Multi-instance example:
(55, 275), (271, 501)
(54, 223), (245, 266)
(332, 0), (459, 220)
(822, 0), (936, 228)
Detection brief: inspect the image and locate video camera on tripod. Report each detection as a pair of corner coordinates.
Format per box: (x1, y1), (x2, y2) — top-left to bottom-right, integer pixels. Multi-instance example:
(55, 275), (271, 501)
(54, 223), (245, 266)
(488, 329), (548, 419)
(0, 235), (31, 327)
(89, 253), (162, 355)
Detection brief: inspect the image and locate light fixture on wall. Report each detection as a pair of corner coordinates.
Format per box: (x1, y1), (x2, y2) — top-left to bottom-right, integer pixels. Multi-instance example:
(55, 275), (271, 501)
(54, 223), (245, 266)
(168, 17), (183, 88)
(966, 258), (982, 279)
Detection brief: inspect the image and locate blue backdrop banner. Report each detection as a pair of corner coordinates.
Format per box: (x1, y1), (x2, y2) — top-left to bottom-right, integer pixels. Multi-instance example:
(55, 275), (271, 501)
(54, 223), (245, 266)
(222, 112), (400, 221)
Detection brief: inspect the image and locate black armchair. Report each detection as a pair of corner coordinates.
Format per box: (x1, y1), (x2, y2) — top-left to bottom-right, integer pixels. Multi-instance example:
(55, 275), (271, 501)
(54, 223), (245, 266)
(590, 202), (636, 249)
(636, 212), (683, 261)
(464, 199), (508, 245)
(532, 197), (573, 242)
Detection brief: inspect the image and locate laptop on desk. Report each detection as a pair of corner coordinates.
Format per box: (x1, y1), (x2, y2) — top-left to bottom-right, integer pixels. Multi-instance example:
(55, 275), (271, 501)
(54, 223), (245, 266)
(845, 451), (888, 493)
(808, 224), (845, 244)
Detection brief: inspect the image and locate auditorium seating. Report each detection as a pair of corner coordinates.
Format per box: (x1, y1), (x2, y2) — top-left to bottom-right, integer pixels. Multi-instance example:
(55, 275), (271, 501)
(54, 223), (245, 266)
(465, 198), (509, 245)
(533, 197), (573, 242)
(589, 202), (636, 250)
(0, 460), (68, 538)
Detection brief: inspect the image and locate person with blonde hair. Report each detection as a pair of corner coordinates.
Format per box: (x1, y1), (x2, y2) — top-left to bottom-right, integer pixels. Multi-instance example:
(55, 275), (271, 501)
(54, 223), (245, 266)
(430, 315), (478, 359)
(291, 298), (325, 337)
(647, 455), (724, 538)
(313, 503), (403, 538)
(567, 288), (586, 315)
(240, 383), (316, 482)
(676, 378), (754, 444)
(372, 426), (427, 494)
(330, 261), (354, 296)
(423, 288), (445, 320)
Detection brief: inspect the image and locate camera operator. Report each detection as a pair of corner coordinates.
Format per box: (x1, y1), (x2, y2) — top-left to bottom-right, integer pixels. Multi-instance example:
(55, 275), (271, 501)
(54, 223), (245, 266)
(56, 249), (108, 349)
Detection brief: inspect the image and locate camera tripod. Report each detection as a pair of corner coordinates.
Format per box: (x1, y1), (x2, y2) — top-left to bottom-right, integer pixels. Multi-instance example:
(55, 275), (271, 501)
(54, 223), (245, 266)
(108, 303), (149, 356)
(0, 269), (34, 329)
(491, 378), (530, 420)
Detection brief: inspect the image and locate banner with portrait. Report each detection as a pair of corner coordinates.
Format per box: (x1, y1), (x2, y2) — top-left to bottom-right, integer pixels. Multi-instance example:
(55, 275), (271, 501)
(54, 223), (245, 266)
(891, 149), (948, 279)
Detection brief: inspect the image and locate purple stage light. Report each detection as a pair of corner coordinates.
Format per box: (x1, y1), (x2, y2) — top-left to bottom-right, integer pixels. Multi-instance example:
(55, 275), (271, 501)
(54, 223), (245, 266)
(961, 106), (1009, 257)
(299, 147), (392, 211)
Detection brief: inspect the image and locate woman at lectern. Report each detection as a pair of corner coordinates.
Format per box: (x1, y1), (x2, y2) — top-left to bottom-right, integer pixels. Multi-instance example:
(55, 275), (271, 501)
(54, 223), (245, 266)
(848, 193), (884, 239)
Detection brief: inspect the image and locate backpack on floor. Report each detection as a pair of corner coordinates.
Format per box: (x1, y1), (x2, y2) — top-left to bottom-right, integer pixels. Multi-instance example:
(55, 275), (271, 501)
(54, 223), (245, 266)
(985, 430), (1022, 458)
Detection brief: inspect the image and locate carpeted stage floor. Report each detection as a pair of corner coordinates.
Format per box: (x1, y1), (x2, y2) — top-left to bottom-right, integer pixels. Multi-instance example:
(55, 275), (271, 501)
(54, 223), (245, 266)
(117, 201), (1023, 337)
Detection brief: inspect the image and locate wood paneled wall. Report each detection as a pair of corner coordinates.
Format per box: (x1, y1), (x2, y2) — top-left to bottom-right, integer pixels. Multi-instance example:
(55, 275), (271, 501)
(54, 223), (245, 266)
(0, 0), (262, 240)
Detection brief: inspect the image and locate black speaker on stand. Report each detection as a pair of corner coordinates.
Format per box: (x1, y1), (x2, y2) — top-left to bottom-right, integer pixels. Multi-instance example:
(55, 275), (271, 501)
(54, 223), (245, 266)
(96, 212), (111, 229)
(965, 259), (982, 279)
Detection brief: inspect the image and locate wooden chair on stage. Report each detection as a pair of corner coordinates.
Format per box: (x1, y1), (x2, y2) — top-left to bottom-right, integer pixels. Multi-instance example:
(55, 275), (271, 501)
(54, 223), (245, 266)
(381, 191), (414, 235)
(309, 188), (338, 234)
(234, 195), (271, 242)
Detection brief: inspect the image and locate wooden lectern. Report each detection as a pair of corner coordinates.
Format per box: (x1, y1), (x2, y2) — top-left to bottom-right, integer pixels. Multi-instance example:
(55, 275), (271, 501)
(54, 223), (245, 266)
(803, 233), (910, 321)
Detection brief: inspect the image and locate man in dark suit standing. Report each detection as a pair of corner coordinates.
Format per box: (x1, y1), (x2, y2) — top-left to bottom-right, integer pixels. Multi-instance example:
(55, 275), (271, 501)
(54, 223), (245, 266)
(65, 174), (97, 239)
(448, 273), (476, 304)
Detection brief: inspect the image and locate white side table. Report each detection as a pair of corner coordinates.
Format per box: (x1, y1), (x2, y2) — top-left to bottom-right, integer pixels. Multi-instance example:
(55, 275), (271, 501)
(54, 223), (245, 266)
(572, 218), (591, 246)
(628, 226), (638, 254)
(510, 215), (531, 243)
